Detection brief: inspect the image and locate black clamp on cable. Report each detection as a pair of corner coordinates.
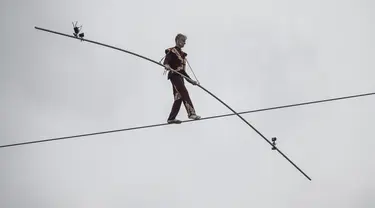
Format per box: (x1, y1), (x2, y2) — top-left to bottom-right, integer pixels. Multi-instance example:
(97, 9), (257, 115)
(272, 137), (277, 150)
(72, 21), (85, 41)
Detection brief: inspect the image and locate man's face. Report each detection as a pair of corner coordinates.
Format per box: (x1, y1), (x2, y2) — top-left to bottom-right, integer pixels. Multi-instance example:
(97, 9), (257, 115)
(176, 37), (186, 48)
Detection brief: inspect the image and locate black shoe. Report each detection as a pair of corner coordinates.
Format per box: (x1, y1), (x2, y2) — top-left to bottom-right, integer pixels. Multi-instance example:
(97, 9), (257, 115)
(167, 119), (182, 124)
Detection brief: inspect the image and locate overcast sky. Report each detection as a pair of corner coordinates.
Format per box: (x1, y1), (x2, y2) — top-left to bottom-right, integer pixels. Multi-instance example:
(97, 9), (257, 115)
(1, 0), (375, 207)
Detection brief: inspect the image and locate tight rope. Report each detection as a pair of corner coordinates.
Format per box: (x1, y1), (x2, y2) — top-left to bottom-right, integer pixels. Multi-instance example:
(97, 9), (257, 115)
(34, 26), (310, 180)
(1, 91), (373, 150)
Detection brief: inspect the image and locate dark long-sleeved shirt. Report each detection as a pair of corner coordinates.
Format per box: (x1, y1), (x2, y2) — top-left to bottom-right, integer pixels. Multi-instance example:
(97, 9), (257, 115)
(163, 46), (191, 81)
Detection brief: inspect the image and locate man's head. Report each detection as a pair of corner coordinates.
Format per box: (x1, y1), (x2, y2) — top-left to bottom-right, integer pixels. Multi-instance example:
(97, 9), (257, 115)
(175, 33), (187, 48)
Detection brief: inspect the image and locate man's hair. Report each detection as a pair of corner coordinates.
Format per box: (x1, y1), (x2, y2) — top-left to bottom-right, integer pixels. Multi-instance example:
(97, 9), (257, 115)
(175, 33), (187, 42)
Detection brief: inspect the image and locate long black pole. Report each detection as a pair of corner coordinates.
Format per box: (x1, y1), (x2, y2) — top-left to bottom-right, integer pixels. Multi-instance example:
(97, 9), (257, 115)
(34, 26), (311, 181)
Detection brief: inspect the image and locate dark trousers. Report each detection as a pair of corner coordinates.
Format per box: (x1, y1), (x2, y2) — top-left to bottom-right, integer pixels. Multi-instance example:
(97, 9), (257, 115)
(167, 75), (196, 120)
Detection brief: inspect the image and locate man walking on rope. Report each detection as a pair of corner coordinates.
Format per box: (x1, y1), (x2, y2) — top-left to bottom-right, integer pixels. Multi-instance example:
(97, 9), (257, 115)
(164, 33), (201, 124)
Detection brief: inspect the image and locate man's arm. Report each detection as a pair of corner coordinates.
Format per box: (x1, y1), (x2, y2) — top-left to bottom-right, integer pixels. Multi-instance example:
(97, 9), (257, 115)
(180, 69), (198, 85)
(163, 49), (173, 70)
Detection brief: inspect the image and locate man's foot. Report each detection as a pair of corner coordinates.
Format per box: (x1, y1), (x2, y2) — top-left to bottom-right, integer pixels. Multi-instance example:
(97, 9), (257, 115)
(189, 114), (201, 120)
(167, 119), (182, 124)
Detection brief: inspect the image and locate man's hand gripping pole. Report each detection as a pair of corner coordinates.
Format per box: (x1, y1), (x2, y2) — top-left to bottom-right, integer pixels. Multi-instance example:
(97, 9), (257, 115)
(164, 64), (199, 86)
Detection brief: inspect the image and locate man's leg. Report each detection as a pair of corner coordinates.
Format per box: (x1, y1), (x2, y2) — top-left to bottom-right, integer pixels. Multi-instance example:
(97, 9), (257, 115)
(171, 76), (200, 119)
(167, 77), (183, 123)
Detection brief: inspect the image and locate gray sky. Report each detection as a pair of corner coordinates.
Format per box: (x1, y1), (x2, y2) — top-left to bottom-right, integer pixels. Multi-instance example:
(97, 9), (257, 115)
(1, 0), (375, 207)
